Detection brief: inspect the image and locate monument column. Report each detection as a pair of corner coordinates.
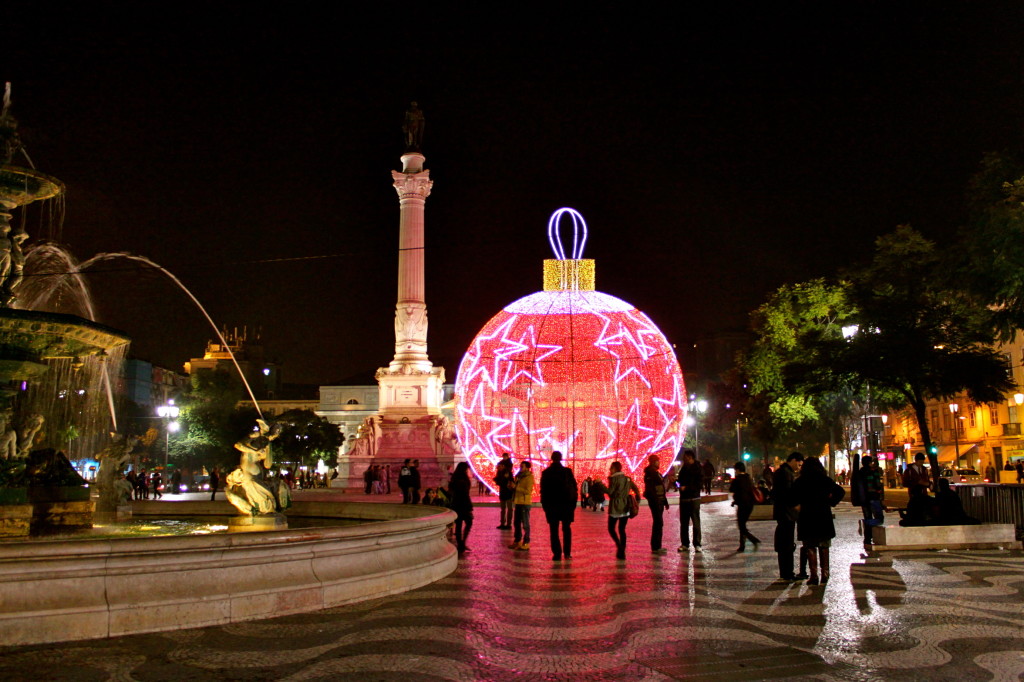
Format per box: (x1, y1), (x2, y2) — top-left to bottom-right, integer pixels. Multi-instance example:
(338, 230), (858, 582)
(337, 104), (458, 493)
(375, 105), (446, 418)
(389, 153), (433, 371)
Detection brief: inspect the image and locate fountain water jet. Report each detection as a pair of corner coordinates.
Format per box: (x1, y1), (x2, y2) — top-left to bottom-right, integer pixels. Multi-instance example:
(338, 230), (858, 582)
(22, 245), (263, 416)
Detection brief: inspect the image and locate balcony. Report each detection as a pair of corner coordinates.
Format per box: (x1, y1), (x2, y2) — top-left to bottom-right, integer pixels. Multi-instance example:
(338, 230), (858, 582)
(1002, 423), (1022, 437)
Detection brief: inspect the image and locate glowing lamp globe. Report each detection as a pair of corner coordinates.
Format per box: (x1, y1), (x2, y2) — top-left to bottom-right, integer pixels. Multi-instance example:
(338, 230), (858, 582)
(454, 208), (686, 492)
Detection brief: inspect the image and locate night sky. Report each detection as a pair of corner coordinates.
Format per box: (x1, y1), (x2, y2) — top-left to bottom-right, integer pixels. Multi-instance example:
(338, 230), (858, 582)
(5, 5), (1024, 386)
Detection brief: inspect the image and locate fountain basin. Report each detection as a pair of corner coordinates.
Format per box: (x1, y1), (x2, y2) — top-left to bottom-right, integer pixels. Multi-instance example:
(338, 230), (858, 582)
(0, 166), (64, 207)
(0, 308), (129, 369)
(0, 500), (457, 646)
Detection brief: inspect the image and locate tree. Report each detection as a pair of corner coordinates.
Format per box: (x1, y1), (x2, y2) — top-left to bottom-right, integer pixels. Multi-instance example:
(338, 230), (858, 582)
(273, 409), (342, 468)
(960, 151), (1024, 339)
(836, 226), (1014, 463)
(174, 369), (258, 473)
(742, 279), (866, 474)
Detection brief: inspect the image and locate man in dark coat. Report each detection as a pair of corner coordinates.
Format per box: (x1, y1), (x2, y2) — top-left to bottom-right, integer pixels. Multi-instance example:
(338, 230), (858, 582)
(676, 449), (703, 550)
(701, 458), (715, 495)
(409, 459), (422, 504)
(540, 451), (577, 561)
(643, 454), (670, 553)
(773, 452), (804, 580)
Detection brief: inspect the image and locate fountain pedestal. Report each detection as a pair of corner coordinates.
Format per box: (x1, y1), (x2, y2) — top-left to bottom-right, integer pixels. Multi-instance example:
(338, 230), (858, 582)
(228, 513), (288, 533)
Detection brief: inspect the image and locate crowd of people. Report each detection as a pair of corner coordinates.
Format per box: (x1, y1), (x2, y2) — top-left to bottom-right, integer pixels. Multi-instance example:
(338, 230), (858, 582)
(354, 447), (999, 572)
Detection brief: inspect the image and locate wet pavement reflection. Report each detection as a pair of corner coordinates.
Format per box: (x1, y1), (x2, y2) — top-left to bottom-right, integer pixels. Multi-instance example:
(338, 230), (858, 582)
(0, 498), (1021, 680)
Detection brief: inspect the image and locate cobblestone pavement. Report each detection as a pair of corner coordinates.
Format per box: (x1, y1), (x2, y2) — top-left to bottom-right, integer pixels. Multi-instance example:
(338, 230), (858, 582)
(1, 500), (1022, 681)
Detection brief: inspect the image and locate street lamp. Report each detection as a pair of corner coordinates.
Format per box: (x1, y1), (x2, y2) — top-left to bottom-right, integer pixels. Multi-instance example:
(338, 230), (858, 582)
(691, 399), (708, 461)
(949, 403), (960, 468)
(156, 400), (180, 468)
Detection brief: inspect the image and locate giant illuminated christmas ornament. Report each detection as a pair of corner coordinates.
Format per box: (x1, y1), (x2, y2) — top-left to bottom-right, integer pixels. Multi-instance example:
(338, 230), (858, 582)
(454, 208), (687, 493)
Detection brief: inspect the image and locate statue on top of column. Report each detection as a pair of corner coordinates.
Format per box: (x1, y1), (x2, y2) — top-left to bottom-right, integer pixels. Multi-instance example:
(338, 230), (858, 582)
(403, 102), (425, 153)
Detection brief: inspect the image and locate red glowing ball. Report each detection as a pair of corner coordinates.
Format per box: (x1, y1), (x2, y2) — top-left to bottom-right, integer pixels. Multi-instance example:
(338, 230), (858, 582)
(454, 289), (686, 493)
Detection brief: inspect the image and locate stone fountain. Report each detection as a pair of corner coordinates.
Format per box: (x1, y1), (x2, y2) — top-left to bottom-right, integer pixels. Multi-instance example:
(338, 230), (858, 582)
(0, 85), (130, 536)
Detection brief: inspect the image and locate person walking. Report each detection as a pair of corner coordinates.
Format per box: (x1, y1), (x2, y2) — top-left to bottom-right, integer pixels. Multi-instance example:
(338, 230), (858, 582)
(791, 457), (845, 585)
(643, 454), (670, 553)
(607, 461), (641, 561)
(209, 467), (220, 501)
(772, 452), (804, 580)
(508, 460), (534, 551)
(494, 453), (515, 529)
(676, 449), (703, 550)
(540, 451), (577, 561)
(151, 471), (163, 500)
(1016, 460), (1023, 484)
(701, 458), (715, 495)
(449, 462), (474, 556)
(729, 461), (761, 552)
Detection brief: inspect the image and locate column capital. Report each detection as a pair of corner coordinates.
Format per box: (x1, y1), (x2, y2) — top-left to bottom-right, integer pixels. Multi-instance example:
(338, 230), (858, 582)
(392, 170), (432, 200)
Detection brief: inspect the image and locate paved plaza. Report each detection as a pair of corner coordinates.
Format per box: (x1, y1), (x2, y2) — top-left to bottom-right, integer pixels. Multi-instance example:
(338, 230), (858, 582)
(1, 497), (1022, 681)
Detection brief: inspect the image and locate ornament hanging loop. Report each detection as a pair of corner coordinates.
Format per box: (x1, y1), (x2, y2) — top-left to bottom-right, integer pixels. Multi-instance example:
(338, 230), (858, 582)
(547, 208), (588, 261)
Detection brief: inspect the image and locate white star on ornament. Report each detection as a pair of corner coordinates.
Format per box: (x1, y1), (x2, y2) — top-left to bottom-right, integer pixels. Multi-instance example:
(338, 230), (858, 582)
(597, 399), (657, 471)
(650, 372), (687, 454)
(499, 325), (563, 389)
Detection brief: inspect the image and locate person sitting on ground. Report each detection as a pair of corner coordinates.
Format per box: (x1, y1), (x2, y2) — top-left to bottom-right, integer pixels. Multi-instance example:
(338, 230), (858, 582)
(899, 485), (936, 527)
(934, 478), (980, 525)
(421, 487), (439, 506)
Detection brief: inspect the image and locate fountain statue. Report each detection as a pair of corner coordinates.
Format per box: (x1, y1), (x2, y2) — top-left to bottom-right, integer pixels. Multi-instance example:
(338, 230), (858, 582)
(94, 435), (139, 518)
(224, 419), (290, 531)
(0, 84), (130, 537)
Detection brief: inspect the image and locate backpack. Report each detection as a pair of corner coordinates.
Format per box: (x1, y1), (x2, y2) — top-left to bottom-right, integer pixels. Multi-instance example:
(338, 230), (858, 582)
(565, 469), (578, 504)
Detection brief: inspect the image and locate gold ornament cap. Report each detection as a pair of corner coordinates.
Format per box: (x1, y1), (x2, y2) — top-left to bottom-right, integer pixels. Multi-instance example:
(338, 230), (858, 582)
(544, 208), (595, 291)
(544, 258), (595, 291)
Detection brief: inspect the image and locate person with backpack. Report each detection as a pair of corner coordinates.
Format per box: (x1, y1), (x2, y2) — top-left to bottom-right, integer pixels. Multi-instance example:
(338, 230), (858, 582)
(729, 461), (761, 552)
(540, 451), (577, 561)
(508, 460), (534, 551)
(607, 461), (641, 561)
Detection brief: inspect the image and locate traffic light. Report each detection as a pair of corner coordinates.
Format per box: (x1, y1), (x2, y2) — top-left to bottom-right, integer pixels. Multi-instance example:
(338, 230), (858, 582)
(928, 444), (938, 456)
(742, 452), (751, 461)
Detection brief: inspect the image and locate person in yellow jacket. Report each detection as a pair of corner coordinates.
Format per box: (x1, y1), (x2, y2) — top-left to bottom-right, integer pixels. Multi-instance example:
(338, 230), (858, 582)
(508, 461), (535, 551)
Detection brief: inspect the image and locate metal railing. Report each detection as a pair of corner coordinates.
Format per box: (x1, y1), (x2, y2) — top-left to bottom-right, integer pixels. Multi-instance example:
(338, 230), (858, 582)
(956, 484), (1024, 537)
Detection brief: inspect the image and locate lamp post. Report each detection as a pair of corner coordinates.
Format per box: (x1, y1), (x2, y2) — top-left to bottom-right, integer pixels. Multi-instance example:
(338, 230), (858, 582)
(692, 399), (708, 461)
(156, 400), (180, 469)
(948, 403), (961, 469)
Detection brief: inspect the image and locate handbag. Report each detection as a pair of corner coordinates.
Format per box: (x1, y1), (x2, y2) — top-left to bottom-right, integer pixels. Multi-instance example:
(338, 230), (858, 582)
(627, 492), (640, 518)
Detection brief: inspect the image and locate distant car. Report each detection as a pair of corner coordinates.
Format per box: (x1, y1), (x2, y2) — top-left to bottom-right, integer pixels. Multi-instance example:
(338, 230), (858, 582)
(939, 468), (983, 485)
(712, 473), (733, 490)
(185, 475), (211, 493)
